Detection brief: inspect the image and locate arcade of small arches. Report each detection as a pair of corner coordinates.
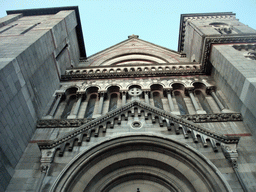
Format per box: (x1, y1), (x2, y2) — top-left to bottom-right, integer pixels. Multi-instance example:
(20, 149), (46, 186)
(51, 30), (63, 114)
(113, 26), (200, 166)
(65, 63), (201, 76)
(44, 82), (230, 120)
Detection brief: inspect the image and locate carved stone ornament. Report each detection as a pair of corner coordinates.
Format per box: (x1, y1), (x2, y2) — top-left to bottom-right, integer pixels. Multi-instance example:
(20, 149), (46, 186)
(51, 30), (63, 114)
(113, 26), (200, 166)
(40, 148), (56, 172)
(221, 143), (238, 168)
(37, 113), (242, 128)
(37, 118), (94, 128)
(41, 148), (56, 164)
(128, 34), (139, 39)
(40, 164), (49, 173)
(181, 113), (243, 123)
(38, 100), (240, 153)
(128, 87), (142, 97)
(61, 67), (203, 81)
(202, 36), (256, 72)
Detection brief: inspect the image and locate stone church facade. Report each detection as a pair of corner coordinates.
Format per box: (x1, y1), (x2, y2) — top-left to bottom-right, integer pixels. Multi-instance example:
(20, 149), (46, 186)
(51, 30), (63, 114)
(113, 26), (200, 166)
(1, 7), (256, 192)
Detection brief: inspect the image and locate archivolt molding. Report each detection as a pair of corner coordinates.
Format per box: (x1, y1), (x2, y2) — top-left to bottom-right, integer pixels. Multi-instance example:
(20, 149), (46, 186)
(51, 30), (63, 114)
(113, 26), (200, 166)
(80, 84), (101, 92)
(104, 83), (122, 91)
(148, 82), (166, 89)
(87, 38), (185, 66)
(190, 80), (213, 87)
(124, 83), (144, 90)
(61, 84), (82, 92)
(169, 81), (187, 88)
(100, 53), (169, 66)
(49, 134), (232, 192)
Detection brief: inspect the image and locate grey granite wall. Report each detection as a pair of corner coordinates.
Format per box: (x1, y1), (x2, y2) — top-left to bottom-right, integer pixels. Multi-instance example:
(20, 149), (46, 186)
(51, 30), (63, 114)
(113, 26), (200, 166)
(0, 10), (80, 191)
(210, 44), (256, 136)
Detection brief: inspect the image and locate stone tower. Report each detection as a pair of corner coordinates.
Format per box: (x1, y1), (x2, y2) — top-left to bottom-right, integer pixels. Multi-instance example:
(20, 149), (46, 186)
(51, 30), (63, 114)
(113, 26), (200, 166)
(1, 8), (256, 192)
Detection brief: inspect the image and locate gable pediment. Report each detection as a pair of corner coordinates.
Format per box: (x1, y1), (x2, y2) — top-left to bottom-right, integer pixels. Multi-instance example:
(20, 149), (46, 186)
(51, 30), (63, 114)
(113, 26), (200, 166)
(82, 36), (188, 67)
(38, 100), (240, 155)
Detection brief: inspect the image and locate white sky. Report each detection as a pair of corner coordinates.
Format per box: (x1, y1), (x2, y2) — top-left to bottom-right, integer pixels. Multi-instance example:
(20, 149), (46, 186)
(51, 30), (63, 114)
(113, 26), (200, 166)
(0, 0), (255, 56)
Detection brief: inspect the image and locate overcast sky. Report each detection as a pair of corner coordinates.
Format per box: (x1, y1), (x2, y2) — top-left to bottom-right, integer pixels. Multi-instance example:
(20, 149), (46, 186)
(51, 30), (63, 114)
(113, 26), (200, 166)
(0, 0), (255, 57)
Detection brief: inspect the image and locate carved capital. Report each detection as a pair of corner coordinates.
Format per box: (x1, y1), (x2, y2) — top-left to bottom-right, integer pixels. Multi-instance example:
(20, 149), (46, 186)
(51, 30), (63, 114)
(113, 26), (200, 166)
(121, 90), (127, 94)
(77, 91), (85, 95)
(206, 86), (215, 94)
(143, 90), (150, 95)
(55, 93), (63, 97)
(186, 87), (194, 92)
(165, 89), (173, 94)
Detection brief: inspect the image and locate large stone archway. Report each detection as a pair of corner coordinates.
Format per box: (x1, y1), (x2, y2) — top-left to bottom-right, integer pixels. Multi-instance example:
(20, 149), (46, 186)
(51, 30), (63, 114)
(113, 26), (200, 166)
(50, 134), (232, 192)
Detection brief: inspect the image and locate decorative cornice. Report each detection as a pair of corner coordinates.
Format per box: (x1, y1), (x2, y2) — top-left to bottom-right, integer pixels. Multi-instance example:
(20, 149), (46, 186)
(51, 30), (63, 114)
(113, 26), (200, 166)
(182, 113), (242, 123)
(178, 12), (236, 52)
(61, 69), (204, 81)
(38, 100), (240, 150)
(202, 36), (256, 72)
(37, 118), (94, 128)
(233, 43), (256, 51)
(37, 112), (242, 128)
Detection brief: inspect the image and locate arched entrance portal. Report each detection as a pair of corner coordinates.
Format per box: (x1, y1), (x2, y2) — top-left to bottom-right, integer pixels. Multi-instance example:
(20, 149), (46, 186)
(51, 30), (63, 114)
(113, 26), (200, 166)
(51, 134), (231, 192)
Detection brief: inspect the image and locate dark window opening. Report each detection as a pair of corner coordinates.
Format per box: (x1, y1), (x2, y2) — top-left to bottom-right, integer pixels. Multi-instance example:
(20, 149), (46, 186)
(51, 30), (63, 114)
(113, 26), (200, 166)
(174, 91), (188, 115)
(153, 92), (163, 109)
(84, 94), (97, 118)
(195, 90), (213, 113)
(109, 93), (118, 112)
(61, 95), (76, 119)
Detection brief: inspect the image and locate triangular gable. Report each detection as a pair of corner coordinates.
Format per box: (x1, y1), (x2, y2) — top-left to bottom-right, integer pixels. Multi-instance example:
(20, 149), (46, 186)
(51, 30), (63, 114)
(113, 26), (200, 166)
(38, 100), (240, 151)
(81, 36), (188, 67)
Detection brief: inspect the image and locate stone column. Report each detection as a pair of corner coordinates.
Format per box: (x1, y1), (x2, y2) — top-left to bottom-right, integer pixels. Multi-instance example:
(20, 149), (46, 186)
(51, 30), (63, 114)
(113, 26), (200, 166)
(144, 91), (150, 104)
(67, 93), (84, 119)
(166, 90), (175, 111)
(97, 92), (105, 115)
(188, 89), (206, 114)
(209, 90), (224, 110)
(46, 93), (62, 119)
(122, 91), (127, 106)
